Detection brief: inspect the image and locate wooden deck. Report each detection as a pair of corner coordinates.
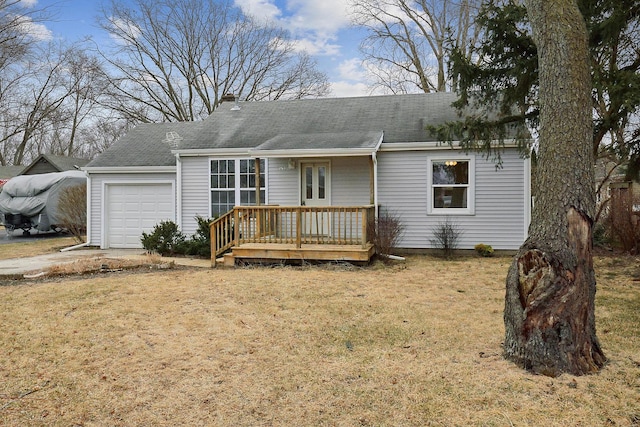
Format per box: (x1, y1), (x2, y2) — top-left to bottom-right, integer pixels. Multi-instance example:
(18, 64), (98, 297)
(211, 205), (377, 266)
(223, 242), (375, 265)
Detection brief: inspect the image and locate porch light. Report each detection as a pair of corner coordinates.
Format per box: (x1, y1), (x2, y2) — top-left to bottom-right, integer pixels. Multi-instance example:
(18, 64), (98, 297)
(445, 160), (458, 167)
(288, 158), (296, 170)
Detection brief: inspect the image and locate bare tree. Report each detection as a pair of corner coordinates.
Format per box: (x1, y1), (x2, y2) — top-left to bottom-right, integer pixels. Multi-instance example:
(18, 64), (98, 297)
(349, 0), (481, 93)
(52, 45), (112, 157)
(74, 116), (132, 160)
(0, 0), (52, 165)
(2, 41), (81, 165)
(0, 0), (42, 72)
(98, 0), (330, 123)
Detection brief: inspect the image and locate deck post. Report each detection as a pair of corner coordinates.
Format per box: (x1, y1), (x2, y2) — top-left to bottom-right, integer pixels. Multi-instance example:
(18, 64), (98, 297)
(361, 207), (368, 249)
(234, 208), (240, 245)
(296, 207), (302, 248)
(210, 222), (217, 267)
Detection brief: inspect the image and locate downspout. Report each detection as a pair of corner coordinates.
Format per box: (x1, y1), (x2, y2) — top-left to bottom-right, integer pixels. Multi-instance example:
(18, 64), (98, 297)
(524, 153), (532, 241)
(61, 169), (91, 252)
(176, 152), (182, 228)
(373, 151), (379, 218)
(373, 131), (383, 219)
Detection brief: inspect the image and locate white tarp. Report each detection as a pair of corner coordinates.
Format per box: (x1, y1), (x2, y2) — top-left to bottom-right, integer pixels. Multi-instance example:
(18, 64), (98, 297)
(0, 170), (86, 231)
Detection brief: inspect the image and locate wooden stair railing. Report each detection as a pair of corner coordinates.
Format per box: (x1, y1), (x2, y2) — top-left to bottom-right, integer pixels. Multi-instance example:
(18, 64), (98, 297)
(210, 209), (235, 266)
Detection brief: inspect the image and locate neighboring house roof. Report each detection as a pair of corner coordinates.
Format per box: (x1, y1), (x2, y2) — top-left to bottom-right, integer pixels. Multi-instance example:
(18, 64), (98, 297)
(20, 154), (90, 175)
(0, 165), (24, 180)
(86, 93), (481, 168)
(85, 122), (203, 168)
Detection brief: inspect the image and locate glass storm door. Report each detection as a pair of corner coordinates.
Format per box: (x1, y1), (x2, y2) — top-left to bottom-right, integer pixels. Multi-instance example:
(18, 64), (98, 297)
(301, 162), (330, 236)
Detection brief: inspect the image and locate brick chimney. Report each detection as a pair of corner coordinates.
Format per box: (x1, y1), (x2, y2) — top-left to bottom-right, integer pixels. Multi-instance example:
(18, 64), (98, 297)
(220, 93), (236, 103)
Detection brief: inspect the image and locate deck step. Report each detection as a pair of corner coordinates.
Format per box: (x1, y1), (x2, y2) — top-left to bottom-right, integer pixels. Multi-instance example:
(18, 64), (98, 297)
(230, 242), (375, 264)
(223, 253), (236, 267)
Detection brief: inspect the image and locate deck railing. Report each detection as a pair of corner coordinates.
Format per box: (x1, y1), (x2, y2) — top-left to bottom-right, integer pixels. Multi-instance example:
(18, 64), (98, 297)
(211, 205), (375, 265)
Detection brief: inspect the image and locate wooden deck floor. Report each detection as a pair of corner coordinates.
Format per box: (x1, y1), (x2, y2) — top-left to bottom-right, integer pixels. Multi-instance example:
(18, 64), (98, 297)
(223, 242), (375, 265)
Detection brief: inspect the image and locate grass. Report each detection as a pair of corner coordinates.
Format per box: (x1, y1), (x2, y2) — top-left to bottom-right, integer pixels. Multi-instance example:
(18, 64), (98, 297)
(0, 232), (77, 260)
(0, 251), (638, 426)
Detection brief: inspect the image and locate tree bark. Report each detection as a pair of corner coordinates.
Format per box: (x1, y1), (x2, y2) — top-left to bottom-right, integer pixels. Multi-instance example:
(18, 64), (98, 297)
(504, 0), (606, 376)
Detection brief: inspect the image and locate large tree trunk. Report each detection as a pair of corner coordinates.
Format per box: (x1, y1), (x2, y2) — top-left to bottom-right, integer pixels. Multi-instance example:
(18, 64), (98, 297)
(504, 0), (606, 376)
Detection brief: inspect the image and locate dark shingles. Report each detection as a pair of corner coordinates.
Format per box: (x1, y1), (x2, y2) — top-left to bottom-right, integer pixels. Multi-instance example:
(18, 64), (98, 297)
(185, 92), (460, 151)
(85, 122), (204, 168)
(87, 93), (463, 168)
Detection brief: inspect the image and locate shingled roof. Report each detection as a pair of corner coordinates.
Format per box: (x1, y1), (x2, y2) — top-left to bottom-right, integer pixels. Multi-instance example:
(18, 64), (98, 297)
(86, 92), (463, 168)
(85, 121), (203, 168)
(184, 92), (459, 152)
(20, 154), (90, 175)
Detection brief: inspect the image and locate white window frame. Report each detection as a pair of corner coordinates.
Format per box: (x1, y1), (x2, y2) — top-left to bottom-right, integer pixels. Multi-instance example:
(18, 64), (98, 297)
(209, 158), (268, 218)
(427, 155), (475, 215)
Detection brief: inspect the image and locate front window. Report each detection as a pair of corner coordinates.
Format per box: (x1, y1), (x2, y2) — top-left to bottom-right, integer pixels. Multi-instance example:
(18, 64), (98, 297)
(429, 158), (474, 214)
(210, 158), (266, 217)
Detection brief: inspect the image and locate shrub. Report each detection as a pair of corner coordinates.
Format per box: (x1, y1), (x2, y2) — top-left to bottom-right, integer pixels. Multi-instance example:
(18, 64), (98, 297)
(474, 243), (494, 257)
(180, 215), (213, 257)
(57, 184), (87, 243)
(430, 218), (462, 259)
(367, 209), (404, 261)
(141, 220), (186, 256)
(603, 187), (640, 253)
(592, 222), (611, 248)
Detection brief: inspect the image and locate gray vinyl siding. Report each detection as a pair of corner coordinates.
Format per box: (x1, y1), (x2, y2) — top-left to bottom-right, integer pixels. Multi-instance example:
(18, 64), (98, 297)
(267, 157), (371, 206)
(331, 157), (371, 206)
(377, 149), (528, 250)
(87, 172), (176, 247)
(267, 158), (299, 205)
(180, 156), (210, 235)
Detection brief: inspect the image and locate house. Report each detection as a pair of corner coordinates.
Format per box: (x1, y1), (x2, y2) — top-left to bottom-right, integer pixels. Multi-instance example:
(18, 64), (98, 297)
(19, 154), (89, 175)
(0, 165), (23, 188)
(83, 93), (531, 262)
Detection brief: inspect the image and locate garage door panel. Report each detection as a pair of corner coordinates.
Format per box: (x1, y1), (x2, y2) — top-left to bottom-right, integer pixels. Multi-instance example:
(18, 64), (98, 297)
(106, 183), (174, 248)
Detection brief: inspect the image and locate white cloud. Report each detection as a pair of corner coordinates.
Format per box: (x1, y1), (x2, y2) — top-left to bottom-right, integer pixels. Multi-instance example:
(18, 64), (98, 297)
(19, 0), (39, 7)
(235, 0), (355, 57)
(329, 80), (370, 98)
(289, 37), (341, 56)
(337, 58), (368, 82)
(234, 0), (281, 23)
(108, 17), (142, 45)
(17, 15), (52, 41)
(284, 0), (352, 36)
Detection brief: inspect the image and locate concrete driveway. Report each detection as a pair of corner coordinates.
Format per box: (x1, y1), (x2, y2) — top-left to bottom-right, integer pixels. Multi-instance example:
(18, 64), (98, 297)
(0, 247), (212, 278)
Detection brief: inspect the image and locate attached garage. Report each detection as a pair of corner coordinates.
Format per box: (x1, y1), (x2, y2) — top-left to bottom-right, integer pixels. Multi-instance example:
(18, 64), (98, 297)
(104, 182), (175, 248)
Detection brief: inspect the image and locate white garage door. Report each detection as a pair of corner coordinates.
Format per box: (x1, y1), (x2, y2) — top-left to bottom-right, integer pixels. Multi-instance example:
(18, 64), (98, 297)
(106, 183), (174, 248)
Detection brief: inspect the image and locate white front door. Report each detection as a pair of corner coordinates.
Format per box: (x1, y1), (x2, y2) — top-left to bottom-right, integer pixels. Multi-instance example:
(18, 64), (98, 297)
(301, 162), (330, 236)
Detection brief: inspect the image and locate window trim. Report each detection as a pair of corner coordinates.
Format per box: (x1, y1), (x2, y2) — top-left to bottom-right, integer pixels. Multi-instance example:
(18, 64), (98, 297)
(427, 155), (475, 215)
(209, 158), (268, 218)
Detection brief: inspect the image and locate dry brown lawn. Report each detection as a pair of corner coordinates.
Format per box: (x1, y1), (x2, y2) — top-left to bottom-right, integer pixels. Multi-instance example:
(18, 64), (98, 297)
(0, 252), (638, 426)
(0, 233), (77, 260)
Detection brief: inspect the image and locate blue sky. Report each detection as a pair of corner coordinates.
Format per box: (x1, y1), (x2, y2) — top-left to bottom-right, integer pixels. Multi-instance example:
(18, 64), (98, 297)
(28, 0), (373, 97)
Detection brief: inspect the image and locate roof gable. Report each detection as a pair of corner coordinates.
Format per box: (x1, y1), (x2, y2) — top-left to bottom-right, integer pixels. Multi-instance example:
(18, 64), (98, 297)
(20, 154), (89, 175)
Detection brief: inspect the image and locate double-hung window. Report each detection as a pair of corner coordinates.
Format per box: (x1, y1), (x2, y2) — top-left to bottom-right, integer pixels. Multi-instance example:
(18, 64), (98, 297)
(428, 157), (474, 215)
(210, 158), (266, 218)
